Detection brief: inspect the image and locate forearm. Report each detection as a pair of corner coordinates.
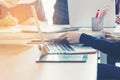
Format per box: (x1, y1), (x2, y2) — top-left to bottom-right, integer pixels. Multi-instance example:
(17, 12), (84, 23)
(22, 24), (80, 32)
(80, 33), (120, 58)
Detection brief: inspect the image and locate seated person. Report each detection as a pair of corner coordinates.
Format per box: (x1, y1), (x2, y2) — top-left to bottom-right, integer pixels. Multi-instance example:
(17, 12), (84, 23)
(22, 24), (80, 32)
(57, 31), (120, 80)
(0, 0), (46, 27)
(106, 0), (120, 65)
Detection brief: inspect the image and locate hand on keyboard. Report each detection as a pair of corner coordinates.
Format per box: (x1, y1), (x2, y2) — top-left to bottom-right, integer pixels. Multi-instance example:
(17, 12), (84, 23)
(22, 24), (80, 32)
(44, 38), (75, 54)
(51, 38), (70, 45)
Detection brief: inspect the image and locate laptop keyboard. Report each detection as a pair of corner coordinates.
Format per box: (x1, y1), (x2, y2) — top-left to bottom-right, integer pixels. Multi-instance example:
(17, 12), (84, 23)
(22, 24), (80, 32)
(42, 38), (96, 54)
(44, 42), (75, 54)
(45, 39), (75, 54)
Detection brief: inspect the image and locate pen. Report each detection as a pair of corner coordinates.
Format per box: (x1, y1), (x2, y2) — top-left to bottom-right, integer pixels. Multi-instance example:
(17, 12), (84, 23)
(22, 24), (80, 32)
(95, 9), (100, 18)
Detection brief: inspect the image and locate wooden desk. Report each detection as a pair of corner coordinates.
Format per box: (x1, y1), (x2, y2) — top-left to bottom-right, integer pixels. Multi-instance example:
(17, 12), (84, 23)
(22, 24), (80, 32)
(0, 27), (98, 80)
(0, 42), (97, 80)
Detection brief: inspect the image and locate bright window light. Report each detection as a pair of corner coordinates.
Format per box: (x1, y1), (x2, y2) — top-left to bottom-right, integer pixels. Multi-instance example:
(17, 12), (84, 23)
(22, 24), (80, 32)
(42, 0), (56, 24)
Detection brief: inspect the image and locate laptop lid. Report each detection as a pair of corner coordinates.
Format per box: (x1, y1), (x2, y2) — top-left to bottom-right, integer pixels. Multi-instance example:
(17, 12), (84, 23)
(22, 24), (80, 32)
(68, 0), (116, 27)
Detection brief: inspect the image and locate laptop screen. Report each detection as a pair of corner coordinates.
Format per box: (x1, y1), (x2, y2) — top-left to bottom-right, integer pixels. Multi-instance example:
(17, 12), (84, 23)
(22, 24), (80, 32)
(68, 0), (116, 28)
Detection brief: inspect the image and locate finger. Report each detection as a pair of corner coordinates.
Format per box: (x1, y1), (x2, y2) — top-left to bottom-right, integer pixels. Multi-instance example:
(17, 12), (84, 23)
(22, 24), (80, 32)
(59, 33), (68, 39)
(102, 30), (111, 34)
(116, 20), (120, 24)
(105, 34), (111, 37)
(105, 38), (112, 40)
(107, 34), (117, 37)
(66, 37), (74, 43)
(49, 38), (62, 42)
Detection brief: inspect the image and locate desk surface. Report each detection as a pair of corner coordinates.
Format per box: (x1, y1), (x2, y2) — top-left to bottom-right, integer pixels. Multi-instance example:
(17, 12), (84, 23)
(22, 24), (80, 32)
(0, 27), (98, 80)
(0, 43), (97, 80)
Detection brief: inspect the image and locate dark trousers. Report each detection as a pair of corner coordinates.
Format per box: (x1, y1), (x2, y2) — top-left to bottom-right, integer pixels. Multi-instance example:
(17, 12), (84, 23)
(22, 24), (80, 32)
(97, 64), (120, 80)
(116, 0), (119, 15)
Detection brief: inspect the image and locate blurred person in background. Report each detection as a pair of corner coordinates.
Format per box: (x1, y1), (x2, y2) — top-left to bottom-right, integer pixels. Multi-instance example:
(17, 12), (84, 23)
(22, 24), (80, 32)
(0, 0), (46, 27)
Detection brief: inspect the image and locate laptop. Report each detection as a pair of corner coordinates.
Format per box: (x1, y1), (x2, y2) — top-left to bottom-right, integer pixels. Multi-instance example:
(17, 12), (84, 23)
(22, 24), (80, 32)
(68, 0), (116, 28)
(31, 3), (96, 62)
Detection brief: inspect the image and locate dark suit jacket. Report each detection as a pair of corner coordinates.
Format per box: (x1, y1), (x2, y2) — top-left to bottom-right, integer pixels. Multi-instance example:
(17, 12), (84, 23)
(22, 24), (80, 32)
(80, 33), (120, 80)
(53, 0), (69, 24)
(80, 33), (120, 59)
(116, 0), (119, 15)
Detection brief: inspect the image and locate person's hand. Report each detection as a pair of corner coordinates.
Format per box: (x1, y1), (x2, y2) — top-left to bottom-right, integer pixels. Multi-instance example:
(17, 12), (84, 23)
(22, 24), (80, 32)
(59, 32), (81, 43)
(116, 16), (120, 24)
(1, 0), (20, 8)
(0, 13), (18, 27)
(102, 30), (119, 41)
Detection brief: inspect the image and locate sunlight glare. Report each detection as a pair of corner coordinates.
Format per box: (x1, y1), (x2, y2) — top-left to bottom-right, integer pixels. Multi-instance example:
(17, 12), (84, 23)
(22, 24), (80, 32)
(42, 0), (56, 24)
